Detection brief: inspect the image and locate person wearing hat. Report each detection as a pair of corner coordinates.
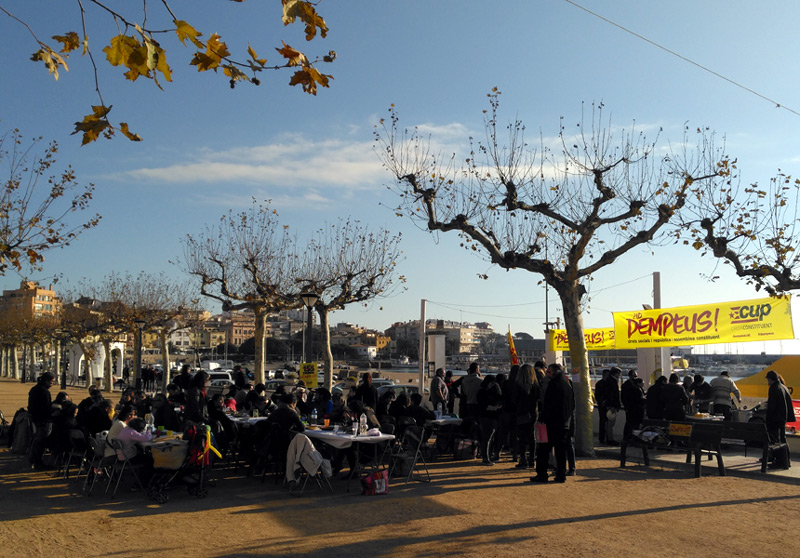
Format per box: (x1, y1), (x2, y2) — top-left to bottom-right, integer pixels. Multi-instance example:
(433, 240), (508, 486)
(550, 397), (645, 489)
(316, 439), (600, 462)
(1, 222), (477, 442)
(766, 370), (795, 469)
(621, 369), (646, 441)
(710, 370), (741, 421)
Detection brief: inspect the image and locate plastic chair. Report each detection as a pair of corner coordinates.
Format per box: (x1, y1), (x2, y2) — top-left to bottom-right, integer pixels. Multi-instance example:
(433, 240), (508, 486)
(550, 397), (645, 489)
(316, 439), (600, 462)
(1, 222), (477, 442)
(389, 425), (431, 484)
(60, 429), (89, 479)
(83, 435), (109, 496)
(105, 438), (146, 498)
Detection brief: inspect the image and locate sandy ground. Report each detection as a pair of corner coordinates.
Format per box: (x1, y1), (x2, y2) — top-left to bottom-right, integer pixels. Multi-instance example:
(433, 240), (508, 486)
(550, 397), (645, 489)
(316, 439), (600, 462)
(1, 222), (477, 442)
(2, 378), (800, 558)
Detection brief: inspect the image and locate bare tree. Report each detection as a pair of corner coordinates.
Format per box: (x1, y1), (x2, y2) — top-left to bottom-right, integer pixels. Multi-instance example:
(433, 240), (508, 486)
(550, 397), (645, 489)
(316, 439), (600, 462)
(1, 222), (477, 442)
(0, 129), (100, 274)
(296, 219), (404, 389)
(678, 168), (800, 295)
(71, 272), (202, 392)
(182, 204), (303, 384)
(376, 93), (730, 455)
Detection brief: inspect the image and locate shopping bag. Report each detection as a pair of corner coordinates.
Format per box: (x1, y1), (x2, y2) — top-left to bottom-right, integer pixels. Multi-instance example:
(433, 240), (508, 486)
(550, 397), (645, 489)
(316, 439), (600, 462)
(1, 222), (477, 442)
(535, 422), (548, 443)
(360, 469), (389, 495)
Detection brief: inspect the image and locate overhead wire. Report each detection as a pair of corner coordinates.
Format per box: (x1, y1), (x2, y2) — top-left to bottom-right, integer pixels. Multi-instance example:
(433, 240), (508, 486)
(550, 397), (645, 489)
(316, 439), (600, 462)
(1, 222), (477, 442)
(563, 0), (800, 118)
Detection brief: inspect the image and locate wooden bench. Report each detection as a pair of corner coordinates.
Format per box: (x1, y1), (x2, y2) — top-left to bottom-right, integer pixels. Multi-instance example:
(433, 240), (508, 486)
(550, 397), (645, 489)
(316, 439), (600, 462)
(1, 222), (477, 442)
(720, 421), (787, 473)
(620, 419), (725, 478)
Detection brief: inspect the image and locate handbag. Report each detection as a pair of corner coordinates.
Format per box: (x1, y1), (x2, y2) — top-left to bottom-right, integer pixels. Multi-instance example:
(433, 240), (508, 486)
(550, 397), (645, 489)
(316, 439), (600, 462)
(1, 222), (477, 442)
(360, 469), (389, 495)
(534, 422), (548, 443)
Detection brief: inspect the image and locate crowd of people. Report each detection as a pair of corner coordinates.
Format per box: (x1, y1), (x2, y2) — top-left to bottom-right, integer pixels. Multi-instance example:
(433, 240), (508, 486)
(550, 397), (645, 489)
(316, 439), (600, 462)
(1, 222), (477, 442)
(7, 360), (796, 482)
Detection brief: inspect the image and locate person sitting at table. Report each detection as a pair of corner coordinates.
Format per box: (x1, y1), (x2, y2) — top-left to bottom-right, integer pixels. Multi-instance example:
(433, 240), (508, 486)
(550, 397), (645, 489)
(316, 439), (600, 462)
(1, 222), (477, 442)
(84, 399), (114, 435)
(116, 387), (135, 413)
(376, 390), (396, 424)
(264, 392), (305, 471)
(115, 416), (154, 481)
(245, 383), (268, 414)
(132, 389), (152, 419)
(47, 401), (81, 457)
(267, 392), (305, 434)
(105, 404), (138, 458)
(76, 386), (103, 428)
(294, 381), (311, 416)
(354, 373), (379, 410)
(208, 394), (239, 455)
(389, 392), (410, 421)
(270, 384), (285, 405)
(236, 383), (252, 409)
(166, 383), (186, 406)
(152, 393), (181, 432)
(185, 370), (210, 425)
(403, 392), (436, 428)
(224, 386), (238, 412)
(313, 388), (334, 420)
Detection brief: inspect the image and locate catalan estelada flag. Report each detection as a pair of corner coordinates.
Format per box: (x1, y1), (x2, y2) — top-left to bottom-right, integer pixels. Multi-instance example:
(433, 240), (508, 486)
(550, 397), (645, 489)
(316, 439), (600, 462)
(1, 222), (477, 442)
(508, 328), (519, 366)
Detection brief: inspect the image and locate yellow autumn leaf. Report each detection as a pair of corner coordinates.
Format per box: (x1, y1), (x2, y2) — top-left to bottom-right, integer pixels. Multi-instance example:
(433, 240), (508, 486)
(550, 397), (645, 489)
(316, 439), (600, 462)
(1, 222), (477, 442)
(174, 20), (204, 49)
(72, 105), (112, 145)
(276, 41), (306, 66)
(247, 45), (267, 66)
(31, 47), (68, 80)
(53, 32), (80, 53)
(119, 123), (142, 142)
(282, 0), (328, 40)
(289, 66), (331, 95)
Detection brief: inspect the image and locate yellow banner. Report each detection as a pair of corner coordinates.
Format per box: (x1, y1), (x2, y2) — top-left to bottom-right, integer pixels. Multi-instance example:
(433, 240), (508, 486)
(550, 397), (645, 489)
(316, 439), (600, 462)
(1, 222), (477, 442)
(299, 362), (318, 388)
(613, 296), (794, 349)
(548, 328), (616, 352)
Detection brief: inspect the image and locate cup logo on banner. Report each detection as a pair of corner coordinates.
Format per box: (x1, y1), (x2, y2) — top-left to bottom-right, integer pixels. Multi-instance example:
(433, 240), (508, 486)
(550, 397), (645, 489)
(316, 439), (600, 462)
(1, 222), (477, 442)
(613, 296), (794, 349)
(300, 362), (318, 388)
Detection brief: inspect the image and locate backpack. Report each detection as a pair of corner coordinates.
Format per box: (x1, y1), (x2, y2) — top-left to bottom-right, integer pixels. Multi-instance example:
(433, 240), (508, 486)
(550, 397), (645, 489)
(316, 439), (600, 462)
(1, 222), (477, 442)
(10, 409), (33, 454)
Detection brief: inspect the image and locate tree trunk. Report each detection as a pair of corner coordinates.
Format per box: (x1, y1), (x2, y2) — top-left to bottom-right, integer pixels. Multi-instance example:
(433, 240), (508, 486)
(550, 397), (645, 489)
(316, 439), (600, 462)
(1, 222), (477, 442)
(11, 345), (19, 380)
(556, 282), (594, 457)
(101, 339), (113, 394)
(318, 307), (333, 391)
(253, 306), (267, 385)
(160, 330), (171, 392)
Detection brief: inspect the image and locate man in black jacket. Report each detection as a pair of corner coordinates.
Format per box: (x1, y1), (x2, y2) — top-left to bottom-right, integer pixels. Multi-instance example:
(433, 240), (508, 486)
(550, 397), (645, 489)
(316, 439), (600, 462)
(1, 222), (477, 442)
(530, 363), (574, 483)
(621, 370), (646, 441)
(27, 372), (55, 468)
(766, 370), (795, 469)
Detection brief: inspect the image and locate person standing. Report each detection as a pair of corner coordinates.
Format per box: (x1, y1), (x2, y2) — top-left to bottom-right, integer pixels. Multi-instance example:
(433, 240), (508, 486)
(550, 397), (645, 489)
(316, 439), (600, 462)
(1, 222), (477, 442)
(691, 374), (713, 413)
(430, 368), (449, 413)
(766, 370), (795, 469)
(354, 372), (379, 410)
(27, 372), (56, 469)
(646, 376), (667, 419)
(601, 367), (622, 445)
(709, 370), (741, 421)
(621, 370), (646, 440)
(476, 375), (502, 465)
(661, 373), (689, 420)
(530, 363), (573, 483)
(594, 369), (609, 444)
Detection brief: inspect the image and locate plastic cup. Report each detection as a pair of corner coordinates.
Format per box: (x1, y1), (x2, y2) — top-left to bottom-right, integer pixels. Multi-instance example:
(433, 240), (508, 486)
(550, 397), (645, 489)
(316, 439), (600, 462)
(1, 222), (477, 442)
(323, 418), (330, 427)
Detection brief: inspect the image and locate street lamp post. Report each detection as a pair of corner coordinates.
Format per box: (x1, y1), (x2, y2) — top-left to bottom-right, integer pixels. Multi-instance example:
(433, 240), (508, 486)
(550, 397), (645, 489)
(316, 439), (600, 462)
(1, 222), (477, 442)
(134, 318), (146, 391)
(299, 292), (319, 364)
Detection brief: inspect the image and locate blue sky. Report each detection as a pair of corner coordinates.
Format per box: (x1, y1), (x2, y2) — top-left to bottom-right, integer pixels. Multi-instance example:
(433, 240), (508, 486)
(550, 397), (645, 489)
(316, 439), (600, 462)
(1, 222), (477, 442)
(3, 1), (800, 354)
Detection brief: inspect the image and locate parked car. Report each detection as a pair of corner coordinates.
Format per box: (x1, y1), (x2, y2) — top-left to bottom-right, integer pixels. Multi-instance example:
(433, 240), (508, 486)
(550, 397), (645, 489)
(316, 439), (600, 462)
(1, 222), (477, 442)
(207, 370), (233, 383)
(377, 383), (420, 400)
(264, 379), (294, 400)
(207, 379), (234, 397)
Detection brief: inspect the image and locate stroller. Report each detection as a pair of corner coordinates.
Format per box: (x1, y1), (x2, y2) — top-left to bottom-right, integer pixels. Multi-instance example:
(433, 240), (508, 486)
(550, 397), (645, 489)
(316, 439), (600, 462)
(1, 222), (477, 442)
(147, 424), (220, 503)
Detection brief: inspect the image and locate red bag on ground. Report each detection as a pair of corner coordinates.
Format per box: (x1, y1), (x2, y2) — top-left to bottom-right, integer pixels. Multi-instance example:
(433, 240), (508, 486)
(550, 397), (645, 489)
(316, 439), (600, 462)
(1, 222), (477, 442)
(361, 469), (389, 495)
